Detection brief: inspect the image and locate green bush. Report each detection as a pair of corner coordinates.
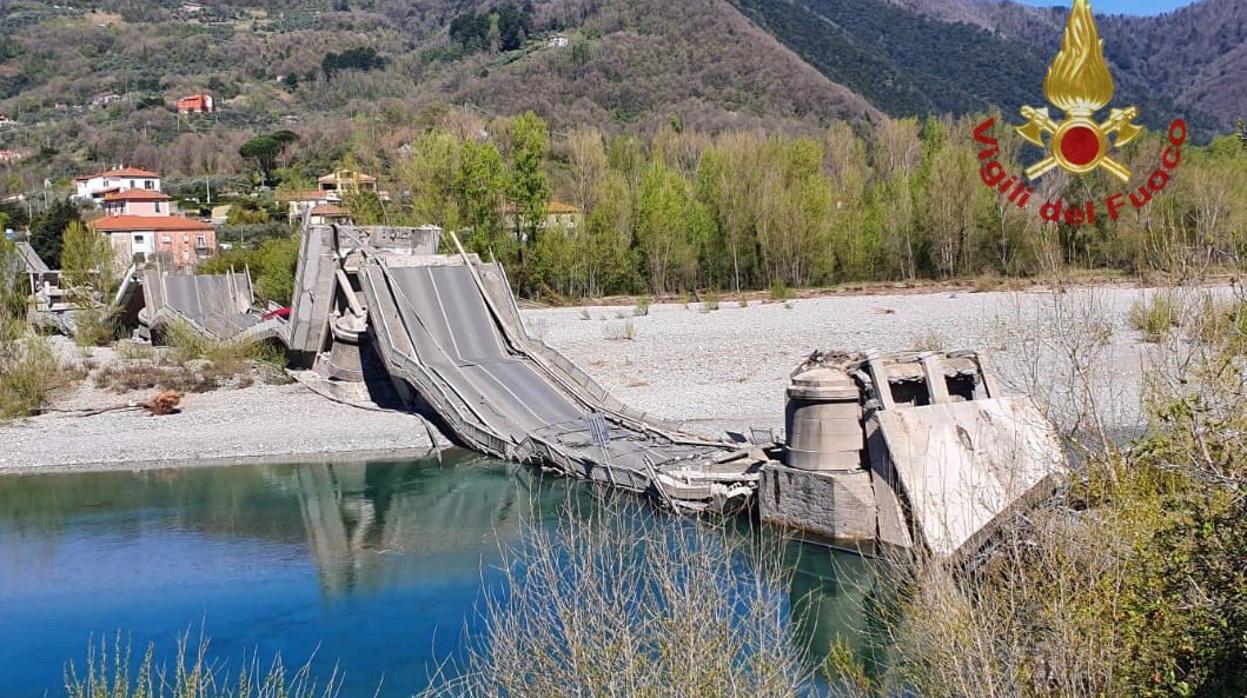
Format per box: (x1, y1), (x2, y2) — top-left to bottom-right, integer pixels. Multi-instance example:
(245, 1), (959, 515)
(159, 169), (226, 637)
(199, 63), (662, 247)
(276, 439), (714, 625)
(73, 308), (120, 348)
(1129, 294), (1180, 343)
(769, 279), (792, 302)
(198, 234), (300, 305)
(0, 334), (58, 419)
(633, 296), (652, 317)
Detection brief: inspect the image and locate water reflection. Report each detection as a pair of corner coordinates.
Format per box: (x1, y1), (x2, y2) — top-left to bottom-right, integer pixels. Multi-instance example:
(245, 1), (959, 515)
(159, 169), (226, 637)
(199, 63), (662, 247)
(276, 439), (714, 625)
(0, 454), (877, 695)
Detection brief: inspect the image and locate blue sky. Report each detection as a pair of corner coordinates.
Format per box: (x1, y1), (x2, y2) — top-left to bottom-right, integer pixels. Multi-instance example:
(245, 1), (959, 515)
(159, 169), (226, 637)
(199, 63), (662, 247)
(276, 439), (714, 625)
(1013, 0), (1198, 15)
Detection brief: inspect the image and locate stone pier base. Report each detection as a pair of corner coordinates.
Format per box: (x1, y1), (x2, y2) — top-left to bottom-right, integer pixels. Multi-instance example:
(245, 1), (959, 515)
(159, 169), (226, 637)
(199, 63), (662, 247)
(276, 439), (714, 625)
(759, 464), (877, 542)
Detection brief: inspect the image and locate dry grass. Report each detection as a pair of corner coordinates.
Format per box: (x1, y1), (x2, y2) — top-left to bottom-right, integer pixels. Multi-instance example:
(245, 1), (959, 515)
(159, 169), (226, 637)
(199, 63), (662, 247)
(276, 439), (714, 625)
(426, 501), (811, 696)
(0, 333), (60, 419)
(64, 630), (341, 698)
(909, 327), (946, 352)
(602, 319), (637, 341)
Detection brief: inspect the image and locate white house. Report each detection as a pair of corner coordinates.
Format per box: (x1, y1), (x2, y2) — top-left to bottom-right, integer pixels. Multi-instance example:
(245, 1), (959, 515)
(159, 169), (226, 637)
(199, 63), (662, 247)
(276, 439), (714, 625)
(75, 167), (162, 202)
(548, 33), (569, 48)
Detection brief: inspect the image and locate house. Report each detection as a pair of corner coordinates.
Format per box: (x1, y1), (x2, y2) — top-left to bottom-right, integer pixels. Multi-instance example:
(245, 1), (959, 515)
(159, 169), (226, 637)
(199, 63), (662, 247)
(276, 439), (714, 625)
(318, 169), (377, 195)
(176, 93), (215, 115)
(0, 149), (26, 165)
(309, 204), (350, 226)
(90, 215), (216, 270)
(75, 166), (162, 202)
(548, 33), (570, 48)
(0, 113), (14, 128)
(503, 200), (584, 231)
(210, 204), (232, 225)
(278, 189), (336, 223)
(92, 93), (123, 108)
(103, 189), (173, 217)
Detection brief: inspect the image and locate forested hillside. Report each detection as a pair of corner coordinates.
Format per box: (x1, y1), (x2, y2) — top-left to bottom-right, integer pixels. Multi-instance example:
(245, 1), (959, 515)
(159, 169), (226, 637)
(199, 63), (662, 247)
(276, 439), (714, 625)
(899, 0), (1247, 129)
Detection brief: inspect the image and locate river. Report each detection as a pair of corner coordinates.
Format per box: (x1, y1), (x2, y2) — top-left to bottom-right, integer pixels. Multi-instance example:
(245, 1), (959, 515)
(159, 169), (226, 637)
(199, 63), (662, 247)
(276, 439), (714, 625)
(0, 453), (879, 695)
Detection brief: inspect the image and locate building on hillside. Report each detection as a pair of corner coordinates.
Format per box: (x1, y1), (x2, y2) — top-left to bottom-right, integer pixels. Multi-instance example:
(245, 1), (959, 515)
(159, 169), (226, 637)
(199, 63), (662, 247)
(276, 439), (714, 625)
(318, 169), (377, 195)
(92, 93), (123, 108)
(278, 189), (336, 223)
(548, 33), (570, 48)
(176, 93), (215, 115)
(309, 204), (350, 226)
(0, 149), (26, 165)
(90, 215), (216, 270)
(503, 200), (584, 231)
(75, 166), (162, 202)
(210, 204), (232, 225)
(103, 189), (173, 217)
(0, 113), (14, 128)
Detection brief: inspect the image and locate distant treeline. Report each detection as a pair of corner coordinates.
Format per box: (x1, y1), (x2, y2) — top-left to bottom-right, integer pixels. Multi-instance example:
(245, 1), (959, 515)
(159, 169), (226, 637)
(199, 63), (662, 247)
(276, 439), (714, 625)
(339, 110), (1247, 300)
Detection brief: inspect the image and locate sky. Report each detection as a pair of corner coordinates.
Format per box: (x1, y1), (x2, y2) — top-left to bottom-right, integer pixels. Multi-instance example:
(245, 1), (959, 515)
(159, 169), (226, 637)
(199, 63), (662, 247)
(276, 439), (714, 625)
(1013, 0), (1200, 15)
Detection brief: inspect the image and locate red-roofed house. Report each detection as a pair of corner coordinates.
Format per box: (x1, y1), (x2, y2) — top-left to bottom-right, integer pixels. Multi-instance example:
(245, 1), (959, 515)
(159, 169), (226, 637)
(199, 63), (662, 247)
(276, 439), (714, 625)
(90, 215), (216, 270)
(278, 189), (335, 222)
(75, 166), (162, 202)
(309, 204), (350, 225)
(103, 189), (173, 217)
(176, 93), (215, 115)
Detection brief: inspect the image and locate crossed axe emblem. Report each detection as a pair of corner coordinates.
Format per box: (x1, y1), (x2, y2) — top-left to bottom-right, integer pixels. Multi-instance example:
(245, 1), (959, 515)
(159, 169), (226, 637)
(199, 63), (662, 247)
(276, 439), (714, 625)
(1017, 105), (1144, 182)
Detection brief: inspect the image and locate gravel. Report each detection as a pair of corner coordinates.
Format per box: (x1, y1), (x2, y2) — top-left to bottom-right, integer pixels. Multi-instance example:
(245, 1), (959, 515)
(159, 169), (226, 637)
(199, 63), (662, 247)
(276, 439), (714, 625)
(0, 285), (1196, 473)
(0, 339), (433, 473)
(528, 286), (1176, 440)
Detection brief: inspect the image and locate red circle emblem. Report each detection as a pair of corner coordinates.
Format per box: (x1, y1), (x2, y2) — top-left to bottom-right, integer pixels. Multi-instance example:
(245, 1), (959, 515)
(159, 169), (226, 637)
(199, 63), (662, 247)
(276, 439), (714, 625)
(1060, 126), (1101, 167)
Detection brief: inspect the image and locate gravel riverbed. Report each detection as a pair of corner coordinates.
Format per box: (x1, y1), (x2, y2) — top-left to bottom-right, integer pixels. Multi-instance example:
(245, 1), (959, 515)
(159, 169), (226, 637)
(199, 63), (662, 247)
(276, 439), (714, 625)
(0, 285), (1183, 472)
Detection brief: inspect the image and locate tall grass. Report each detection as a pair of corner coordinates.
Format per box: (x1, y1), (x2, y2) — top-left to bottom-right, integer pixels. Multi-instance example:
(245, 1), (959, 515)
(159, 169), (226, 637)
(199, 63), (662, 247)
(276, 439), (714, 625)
(1128, 293), (1180, 343)
(163, 320), (285, 370)
(427, 501), (812, 696)
(64, 631), (341, 698)
(0, 332), (58, 419)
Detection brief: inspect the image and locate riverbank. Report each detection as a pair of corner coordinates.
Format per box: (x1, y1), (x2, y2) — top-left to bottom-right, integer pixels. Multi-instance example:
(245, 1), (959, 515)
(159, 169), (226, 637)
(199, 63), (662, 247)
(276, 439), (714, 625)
(0, 284), (1183, 472)
(0, 338), (435, 473)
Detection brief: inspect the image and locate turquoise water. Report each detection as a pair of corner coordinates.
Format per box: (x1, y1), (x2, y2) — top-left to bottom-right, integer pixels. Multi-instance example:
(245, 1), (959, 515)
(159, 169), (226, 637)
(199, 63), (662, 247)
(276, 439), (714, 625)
(0, 453), (876, 696)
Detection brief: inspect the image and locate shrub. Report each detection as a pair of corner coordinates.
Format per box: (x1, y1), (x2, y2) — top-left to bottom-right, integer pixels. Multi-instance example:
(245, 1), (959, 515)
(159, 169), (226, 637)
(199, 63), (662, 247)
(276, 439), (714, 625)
(114, 339), (156, 362)
(64, 631), (340, 698)
(427, 501), (810, 696)
(701, 290), (720, 312)
(910, 327), (945, 352)
(633, 296), (652, 317)
(198, 235), (300, 305)
(769, 279), (792, 302)
(1128, 294), (1179, 343)
(73, 308), (120, 348)
(602, 319), (636, 341)
(0, 333), (58, 419)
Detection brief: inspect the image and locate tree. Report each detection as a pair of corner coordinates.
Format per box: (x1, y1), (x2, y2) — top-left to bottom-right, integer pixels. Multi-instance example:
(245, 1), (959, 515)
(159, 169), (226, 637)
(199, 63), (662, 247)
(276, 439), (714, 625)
(344, 191), (384, 225)
(404, 130), (464, 233)
(28, 199), (80, 269)
(239, 132), (298, 187)
(456, 141), (507, 256)
(507, 113), (550, 241)
(60, 221), (115, 303)
(321, 47), (386, 79)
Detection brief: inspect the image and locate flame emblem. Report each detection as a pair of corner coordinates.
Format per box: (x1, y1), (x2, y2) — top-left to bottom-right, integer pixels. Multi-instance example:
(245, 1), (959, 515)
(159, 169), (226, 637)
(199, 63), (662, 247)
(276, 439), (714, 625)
(1017, 0), (1144, 182)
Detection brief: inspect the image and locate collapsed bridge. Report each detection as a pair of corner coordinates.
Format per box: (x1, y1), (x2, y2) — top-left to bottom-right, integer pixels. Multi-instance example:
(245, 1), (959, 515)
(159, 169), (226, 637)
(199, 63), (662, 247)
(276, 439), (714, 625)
(280, 223), (769, 512)
(25, 222), (1066, 557)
